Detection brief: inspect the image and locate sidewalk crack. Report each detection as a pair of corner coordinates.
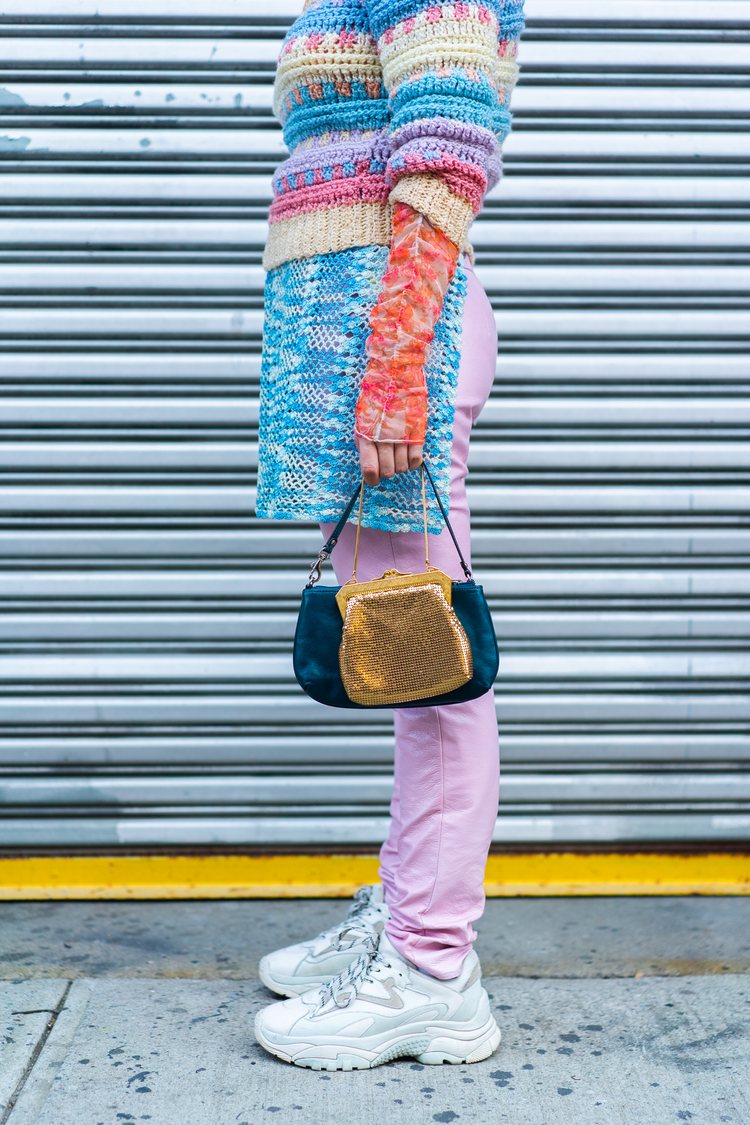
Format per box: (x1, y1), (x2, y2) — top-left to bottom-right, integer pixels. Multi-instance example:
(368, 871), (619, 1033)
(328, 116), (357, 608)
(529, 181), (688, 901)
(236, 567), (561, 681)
(1, 980), (73, 1124)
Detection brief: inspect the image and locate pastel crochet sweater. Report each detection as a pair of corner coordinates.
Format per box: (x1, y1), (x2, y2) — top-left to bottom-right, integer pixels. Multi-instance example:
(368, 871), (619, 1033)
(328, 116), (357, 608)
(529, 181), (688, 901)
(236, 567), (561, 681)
(263, 0), (525, 273)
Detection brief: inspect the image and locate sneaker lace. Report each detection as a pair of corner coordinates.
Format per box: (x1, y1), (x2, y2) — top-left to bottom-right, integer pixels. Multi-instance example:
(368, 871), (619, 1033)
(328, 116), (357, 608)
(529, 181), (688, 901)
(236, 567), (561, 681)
(317, 944), (391, 1010)
(314, 885), (381, 950)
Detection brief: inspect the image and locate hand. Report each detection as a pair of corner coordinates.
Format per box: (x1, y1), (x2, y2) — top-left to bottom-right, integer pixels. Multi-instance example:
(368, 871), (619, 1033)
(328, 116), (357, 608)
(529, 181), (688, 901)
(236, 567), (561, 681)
(354, 431), (423, 486)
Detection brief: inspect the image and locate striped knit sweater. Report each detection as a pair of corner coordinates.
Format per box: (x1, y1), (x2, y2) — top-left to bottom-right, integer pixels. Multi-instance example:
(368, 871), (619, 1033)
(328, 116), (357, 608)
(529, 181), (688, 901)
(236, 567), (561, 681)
(263, 0), (525, 272)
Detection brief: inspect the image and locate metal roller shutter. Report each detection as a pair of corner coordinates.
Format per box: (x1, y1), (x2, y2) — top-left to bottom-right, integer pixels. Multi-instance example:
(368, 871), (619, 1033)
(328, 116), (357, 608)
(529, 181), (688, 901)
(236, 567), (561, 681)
(0, 0), (748, 849)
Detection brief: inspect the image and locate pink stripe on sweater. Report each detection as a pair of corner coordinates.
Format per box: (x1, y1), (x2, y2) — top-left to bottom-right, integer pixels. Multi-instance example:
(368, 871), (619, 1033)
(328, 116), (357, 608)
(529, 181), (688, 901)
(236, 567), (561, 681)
(396, 152), (487, 210)
(268, 173), (390, 221)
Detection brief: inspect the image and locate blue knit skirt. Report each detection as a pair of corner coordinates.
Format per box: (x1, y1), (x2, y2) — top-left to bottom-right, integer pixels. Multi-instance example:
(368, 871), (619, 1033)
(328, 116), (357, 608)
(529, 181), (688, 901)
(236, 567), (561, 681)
(254, 244), (469, 534)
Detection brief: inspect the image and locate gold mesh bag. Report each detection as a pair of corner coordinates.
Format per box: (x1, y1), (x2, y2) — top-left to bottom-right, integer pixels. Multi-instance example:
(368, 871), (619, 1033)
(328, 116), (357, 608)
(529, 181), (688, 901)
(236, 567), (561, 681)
(335, 471), (473, 706)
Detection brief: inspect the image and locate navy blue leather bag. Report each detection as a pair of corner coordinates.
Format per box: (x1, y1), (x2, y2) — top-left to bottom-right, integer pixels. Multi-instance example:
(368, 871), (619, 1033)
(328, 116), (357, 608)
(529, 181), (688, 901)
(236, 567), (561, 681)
(293, 460), (499, 709)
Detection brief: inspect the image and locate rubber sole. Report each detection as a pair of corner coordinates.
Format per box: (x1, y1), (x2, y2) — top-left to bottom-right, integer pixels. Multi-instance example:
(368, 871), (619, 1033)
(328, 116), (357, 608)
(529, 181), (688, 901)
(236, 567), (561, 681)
(254, 1012), (502, 1071)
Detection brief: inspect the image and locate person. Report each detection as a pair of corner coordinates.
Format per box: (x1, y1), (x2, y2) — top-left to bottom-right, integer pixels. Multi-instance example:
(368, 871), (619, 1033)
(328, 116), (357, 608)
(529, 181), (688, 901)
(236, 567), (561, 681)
(253, 0), (525, 1071)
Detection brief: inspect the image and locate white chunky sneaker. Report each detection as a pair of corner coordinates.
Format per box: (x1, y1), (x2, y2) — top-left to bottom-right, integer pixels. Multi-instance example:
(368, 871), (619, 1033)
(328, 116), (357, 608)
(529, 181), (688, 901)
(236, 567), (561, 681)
(254, 930), (501, 1071)
(258, 884), (389, 999)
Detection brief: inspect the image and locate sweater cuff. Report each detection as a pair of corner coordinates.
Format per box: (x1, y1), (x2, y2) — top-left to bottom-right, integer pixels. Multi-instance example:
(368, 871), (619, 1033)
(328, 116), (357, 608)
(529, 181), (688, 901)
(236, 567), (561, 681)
(388, 174), (476, 251)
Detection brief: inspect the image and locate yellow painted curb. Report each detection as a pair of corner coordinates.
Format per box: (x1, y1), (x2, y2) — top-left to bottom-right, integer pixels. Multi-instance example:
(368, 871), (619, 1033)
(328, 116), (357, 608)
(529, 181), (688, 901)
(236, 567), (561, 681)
(0, 852), (748, 899)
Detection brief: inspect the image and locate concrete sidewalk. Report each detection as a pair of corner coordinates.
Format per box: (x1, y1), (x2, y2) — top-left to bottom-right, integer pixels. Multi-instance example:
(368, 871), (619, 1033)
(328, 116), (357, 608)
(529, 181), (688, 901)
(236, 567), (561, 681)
(1, 897), (749, 1124)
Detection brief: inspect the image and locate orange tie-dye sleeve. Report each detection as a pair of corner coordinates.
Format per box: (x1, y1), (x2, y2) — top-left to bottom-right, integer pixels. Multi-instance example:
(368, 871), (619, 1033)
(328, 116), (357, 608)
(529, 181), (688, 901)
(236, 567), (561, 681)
(354, 200), (461, 445)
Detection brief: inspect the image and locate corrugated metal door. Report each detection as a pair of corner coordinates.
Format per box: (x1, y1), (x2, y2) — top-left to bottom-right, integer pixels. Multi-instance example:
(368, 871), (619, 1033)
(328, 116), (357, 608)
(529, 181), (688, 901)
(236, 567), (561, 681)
(1, 0), (748, 848)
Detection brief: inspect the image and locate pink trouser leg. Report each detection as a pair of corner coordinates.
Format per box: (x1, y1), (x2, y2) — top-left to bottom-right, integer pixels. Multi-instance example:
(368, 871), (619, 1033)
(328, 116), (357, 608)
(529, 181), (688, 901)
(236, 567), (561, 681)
(318, 257), (500, 980)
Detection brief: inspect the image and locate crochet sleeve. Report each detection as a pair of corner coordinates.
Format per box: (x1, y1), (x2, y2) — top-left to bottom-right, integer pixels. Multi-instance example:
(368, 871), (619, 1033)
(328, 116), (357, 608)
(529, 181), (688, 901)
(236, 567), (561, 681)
(365, 0), (525, 250)
(354, 0), (524, 446)
(354, 199), (459, 444)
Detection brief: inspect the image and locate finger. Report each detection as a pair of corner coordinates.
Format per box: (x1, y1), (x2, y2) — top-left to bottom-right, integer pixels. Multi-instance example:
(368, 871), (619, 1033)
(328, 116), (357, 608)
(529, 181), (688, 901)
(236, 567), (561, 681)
(394, 443), (410, 474)
(358, 436), (380, 486)
(408, 443), (424, 470)
(378, 443), (395, 479)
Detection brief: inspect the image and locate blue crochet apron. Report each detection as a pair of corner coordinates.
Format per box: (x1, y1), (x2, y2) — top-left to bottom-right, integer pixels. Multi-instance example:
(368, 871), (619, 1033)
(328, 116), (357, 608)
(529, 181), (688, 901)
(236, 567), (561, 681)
(255, 244), (469, 534)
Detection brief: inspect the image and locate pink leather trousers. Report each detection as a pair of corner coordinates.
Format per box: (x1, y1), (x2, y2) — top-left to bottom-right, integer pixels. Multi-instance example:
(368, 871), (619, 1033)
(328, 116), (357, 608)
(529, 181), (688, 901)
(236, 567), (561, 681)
(318, 253), (500, 980)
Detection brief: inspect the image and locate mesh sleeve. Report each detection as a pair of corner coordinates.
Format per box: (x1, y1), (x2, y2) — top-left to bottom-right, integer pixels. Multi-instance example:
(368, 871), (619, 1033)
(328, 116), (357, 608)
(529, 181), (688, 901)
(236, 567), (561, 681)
(354, 199), (460, 444)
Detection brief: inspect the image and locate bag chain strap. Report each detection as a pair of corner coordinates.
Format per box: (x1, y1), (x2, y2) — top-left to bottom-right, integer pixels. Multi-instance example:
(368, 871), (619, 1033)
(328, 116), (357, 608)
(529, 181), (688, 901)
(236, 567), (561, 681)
(306, 460), (473, 588)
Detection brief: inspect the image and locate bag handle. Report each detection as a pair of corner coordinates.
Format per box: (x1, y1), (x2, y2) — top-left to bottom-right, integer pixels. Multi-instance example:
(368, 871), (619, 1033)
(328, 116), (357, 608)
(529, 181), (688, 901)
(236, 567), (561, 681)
(305, 459), (473, 588)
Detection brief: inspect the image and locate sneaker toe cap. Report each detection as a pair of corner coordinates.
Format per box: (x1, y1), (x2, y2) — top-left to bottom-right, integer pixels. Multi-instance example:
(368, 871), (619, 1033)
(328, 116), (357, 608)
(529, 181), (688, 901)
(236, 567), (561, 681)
(255, 995), (311, 1042)
(259, 942), (308, 978)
